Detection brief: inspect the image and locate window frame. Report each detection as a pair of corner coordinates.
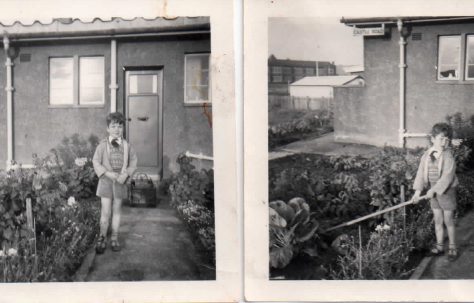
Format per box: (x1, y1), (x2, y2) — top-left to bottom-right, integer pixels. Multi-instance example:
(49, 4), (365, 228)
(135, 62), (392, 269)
(437, 35), (462, 81)
(465, 35), (474, 80)
(184, 52), (211, 106)
(48, 55), (106, 108)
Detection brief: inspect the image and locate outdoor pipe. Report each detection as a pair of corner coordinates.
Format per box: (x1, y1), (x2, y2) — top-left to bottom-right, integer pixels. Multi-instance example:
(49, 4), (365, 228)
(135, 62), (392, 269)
(110, 39), (118, 113)
(325, 195), (428, 232)
(3, 32), (14, 169)
(397, 19), (407, 148)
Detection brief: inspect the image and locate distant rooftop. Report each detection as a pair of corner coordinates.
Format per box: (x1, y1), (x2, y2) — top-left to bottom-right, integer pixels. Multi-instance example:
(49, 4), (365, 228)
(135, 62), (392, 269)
(268, 54), (334, 68)
(290, 75), (363, 87)
(0, 17), (210, 40)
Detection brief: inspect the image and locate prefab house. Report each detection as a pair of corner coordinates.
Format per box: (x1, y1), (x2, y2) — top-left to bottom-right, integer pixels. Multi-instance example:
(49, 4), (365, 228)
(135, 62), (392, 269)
(0, 17), (212, 178)
(334, 17), (474, 148)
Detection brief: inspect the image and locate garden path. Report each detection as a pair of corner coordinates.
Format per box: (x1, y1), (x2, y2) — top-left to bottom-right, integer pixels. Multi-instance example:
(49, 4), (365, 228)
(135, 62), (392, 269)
(417, 208), (474, 279)
(83, 200), (215, 281)
(269, 132), (380, 160)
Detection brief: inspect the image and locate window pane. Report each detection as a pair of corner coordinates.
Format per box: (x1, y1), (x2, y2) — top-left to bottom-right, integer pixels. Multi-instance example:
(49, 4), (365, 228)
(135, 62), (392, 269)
(80, 57), (104, 104)
(129, 74), (158, 94)
(438, 36), (461, 80)
(50, 58), (73, 105)
(185, 54), (210, 103)
(466, 36), (474, 79)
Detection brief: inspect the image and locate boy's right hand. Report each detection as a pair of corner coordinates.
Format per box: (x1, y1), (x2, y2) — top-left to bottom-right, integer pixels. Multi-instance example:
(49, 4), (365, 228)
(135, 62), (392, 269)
(412, 191), (421, 204)
(105, 171), (119, 181)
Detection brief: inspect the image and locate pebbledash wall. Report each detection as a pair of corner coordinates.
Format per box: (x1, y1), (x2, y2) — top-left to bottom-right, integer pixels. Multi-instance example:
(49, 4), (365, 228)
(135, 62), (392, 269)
(0, 23), (212, 177)
(334, 19), (474, 148)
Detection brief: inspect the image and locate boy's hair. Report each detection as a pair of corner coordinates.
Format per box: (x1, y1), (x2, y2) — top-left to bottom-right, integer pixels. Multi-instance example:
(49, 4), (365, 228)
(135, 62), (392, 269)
(106, 112), (125, 126)
(431, 122), (453, 139)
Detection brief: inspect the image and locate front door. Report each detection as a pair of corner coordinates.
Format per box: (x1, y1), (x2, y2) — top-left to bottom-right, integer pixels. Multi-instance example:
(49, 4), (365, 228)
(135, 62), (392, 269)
(125, 69), (163, 177)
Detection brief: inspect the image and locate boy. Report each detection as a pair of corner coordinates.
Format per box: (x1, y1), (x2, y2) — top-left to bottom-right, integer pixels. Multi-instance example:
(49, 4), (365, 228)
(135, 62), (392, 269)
(92, 112), (138, 253)
(412, 122), (459, 261)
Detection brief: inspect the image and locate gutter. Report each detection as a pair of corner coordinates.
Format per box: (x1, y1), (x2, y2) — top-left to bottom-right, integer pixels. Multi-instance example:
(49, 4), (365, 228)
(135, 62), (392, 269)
(341, 16), (474, 27)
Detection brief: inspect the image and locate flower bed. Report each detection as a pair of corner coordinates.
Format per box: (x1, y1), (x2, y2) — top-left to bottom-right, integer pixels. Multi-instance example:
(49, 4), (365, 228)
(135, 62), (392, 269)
(168, 154), (215, 263)
(0, 134), (100, 282)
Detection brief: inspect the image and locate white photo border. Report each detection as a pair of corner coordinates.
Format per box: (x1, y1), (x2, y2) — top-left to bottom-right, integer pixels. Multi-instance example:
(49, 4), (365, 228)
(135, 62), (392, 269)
(244, 0), (474, 301)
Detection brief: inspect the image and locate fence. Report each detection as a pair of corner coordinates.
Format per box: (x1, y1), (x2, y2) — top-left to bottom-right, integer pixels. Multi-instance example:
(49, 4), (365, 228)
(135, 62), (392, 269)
(269, 94), (332, 111)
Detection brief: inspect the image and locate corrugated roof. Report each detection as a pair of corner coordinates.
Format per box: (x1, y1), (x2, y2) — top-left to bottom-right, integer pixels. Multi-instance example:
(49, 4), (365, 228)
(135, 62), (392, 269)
(290, 75), (362, 86)
(0, 17), (210, 40)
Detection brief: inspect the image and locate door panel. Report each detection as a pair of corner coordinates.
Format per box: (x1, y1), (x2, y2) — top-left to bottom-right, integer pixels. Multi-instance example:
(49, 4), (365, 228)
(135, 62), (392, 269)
(125, 70), (163, 172)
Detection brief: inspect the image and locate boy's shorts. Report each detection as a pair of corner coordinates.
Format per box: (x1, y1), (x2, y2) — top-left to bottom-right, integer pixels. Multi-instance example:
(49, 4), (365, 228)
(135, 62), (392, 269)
(430, 186), (457, 211)
(96, 176), (128, 200)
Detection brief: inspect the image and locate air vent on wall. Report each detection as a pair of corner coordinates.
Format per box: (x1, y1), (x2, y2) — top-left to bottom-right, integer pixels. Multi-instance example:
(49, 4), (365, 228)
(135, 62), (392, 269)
(412, 33), (422, 41)
(19, 54), (31, 62)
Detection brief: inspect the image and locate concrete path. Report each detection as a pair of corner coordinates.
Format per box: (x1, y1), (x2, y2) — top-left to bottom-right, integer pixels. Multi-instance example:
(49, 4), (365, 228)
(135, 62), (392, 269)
(85, 202), (215, 281)
(269, 132), (381, 160)
(417, 209), (474, 279)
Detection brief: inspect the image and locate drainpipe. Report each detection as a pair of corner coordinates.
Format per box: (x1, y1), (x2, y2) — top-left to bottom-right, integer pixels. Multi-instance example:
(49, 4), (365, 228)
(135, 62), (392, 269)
(397, 19), (407, 148)
(109, 39), (118, 113)
(3, 33), (14, 169)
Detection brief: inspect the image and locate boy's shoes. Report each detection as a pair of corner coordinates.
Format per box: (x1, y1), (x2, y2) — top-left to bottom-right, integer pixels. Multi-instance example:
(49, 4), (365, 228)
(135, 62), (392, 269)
(96, 236), (106, 254)
(428, 243), (444, 256)
(111, 239), (121, 252)
(448, 246), (458, 262)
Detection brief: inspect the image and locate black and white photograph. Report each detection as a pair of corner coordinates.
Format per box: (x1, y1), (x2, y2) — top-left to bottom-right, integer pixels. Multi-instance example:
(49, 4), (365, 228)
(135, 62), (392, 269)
(0, 0), (239, 302)
(268, 16), (474, 280)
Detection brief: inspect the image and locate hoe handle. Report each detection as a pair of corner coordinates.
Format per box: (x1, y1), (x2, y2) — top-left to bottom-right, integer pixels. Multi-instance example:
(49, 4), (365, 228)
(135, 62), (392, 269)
(325, 195), (428, 232)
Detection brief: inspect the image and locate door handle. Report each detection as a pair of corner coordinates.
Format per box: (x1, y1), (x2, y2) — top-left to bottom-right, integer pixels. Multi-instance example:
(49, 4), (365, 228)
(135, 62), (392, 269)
(137, 116), (149, 121)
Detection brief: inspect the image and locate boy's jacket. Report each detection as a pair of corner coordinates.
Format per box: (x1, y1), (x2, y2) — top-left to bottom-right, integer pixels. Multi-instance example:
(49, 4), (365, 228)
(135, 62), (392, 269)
(413, 148), (459, 195)
(92, 138), (138, 178)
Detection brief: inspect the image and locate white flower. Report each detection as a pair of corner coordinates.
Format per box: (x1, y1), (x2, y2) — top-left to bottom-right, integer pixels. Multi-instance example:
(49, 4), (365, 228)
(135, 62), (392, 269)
(67, 196), (76, 206)
(383, 224), (391, 231)
(0, 250), (4, 257)
(74, 157), (88, 167)
(452, 139), (463, 147)
(375, 224), (383, 232)
(7, 248), (17, 256)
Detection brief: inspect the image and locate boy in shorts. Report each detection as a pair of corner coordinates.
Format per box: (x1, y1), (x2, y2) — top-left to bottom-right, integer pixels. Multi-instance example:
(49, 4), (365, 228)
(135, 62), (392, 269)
(412, 122), (459, 261)
(92, 112), (138, 253)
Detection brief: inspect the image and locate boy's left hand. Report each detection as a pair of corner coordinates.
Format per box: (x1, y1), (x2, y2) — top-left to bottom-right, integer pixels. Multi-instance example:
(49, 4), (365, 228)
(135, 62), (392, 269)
(116, 173), (128, 184)
(426, 189), (435, 199)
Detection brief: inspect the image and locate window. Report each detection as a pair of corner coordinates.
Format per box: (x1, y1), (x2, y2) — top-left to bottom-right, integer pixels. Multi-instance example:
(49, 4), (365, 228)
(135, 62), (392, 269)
(49, 56), (105, 106)
(305, 68), (315, 76)
(185, 53), (210, 104)
(465, 35), (474, 79)
(272, 75), (283, 82)
(272, 66), (282, 74)
(438, 36), (461, 80)
(294, 67), (303, 75)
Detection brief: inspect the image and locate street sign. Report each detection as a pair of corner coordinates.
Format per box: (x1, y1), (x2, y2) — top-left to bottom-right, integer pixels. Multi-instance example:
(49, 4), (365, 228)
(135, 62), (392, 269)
(353, 24), (385, 36)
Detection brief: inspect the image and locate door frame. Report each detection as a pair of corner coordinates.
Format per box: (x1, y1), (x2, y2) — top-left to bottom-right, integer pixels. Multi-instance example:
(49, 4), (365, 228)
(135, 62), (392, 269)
(123, 66), (164, 178)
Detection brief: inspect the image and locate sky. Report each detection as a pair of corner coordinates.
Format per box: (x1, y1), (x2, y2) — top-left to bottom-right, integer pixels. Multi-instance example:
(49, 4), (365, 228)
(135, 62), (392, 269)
(268, 17), (363, 66)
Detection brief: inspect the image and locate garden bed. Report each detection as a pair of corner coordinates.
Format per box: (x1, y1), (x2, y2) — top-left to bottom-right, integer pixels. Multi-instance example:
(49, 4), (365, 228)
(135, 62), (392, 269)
(269, 149), (474, 280)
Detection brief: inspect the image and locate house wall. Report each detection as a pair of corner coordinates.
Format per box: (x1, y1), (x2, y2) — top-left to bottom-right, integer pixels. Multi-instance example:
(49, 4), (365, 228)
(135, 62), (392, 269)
(0, 35), (212, 176)
(117, 37), (212, 176)
(335, 22), (474, 148)
(8, 41), (111, 167)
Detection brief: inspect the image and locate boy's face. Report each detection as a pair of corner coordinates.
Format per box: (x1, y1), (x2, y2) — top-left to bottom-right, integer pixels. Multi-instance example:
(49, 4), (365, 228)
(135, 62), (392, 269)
(107, 121), (123, 139)
(431, 133), (449, 150)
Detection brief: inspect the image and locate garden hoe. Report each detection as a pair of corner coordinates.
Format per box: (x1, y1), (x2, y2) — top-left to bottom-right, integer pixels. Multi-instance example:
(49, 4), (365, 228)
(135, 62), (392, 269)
(325, 195), (429, 232)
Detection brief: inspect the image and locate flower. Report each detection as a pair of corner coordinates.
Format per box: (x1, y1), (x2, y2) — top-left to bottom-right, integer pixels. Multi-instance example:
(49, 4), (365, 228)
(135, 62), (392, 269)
(452, 139), (463, 147)
(0, 250), (4, 257)
(74, 157), (88, 167)
(7, 248), (17, 256)
(67, 196), (76, 207)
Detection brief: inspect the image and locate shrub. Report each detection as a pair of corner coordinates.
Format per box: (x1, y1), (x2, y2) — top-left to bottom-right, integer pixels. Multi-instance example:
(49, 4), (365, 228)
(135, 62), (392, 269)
(169, 154), (215, 258)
